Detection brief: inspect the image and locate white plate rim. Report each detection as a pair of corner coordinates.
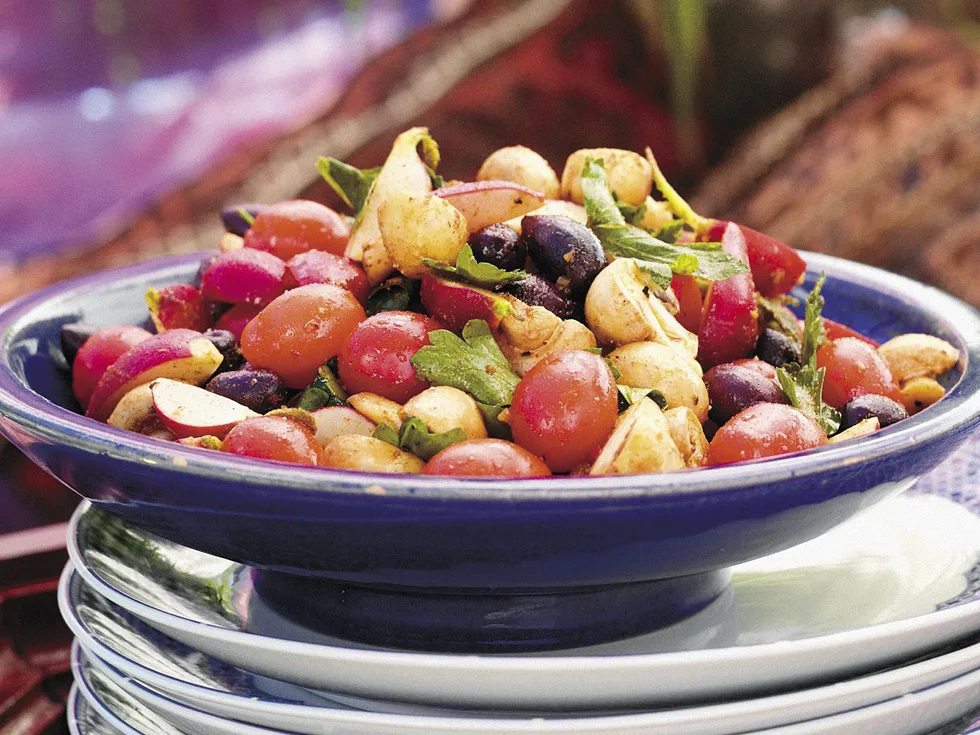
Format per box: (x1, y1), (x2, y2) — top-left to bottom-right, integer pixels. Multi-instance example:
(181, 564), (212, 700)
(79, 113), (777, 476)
(60, 561), (980, 735)
(67, 499), (980, 708)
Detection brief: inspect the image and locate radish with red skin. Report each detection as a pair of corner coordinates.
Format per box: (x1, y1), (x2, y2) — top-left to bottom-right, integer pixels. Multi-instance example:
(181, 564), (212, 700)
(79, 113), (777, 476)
(214, 304), (262, 339)
(85, 329), (224, 422)
(72, 325), (152, 409)
(670, 274), (702, 333)
(146, 284), (212, 332)
(286, 251), (370, 304)
(704, 221), (806, 298)
(435, 180), (545, 232)
(200, 249), (288, 306)
(419, 274), (511, 333)
(150, 378), (258, 439)
(697, 223), (759, 369)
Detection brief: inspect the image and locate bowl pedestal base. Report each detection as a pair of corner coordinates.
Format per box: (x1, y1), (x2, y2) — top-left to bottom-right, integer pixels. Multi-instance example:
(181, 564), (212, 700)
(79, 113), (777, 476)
(249, 567), (732, 653)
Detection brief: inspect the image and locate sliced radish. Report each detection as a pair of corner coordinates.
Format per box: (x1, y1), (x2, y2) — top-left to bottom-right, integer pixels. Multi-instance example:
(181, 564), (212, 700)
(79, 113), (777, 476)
(151, 378), (258, 439)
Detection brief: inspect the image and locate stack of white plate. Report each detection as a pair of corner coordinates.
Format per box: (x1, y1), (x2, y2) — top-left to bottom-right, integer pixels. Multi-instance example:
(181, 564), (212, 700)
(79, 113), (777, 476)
(61, 437), (980, 735)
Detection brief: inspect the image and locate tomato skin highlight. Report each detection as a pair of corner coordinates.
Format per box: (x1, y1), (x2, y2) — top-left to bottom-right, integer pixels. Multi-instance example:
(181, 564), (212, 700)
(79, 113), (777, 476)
(423, 439), (551, 477)
(670, 274), (703, 333)
(816, 337), (901, 410)
(509, 351), (618, 473)
(241, 284), (366, 389)
(244, 200), (350, 260)
(697, 222), (759, 369)
(707, 403), (827, 466)
(72, 326), (153, 408)
(338, 312), (445, 403)
(221, 415), (323, 466)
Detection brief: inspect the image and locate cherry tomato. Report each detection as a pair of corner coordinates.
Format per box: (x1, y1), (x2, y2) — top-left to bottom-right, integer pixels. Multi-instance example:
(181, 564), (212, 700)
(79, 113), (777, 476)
(707, 403), (827, 466)
(816, 337), (901, 409)
(244, 200), (350, 260)
(796, 318), (879, 348)
(221, 415), (322, 466)
(241, 284), (366, 389)
(423, 439), (551, 477)
(509, 351), (618, 473)
(72, 325), (152, 408)
(670, 274), (702, 333)
(698, 222), (759, 369)
(338, 312), (444, 403)
(286, 251), (370, 304)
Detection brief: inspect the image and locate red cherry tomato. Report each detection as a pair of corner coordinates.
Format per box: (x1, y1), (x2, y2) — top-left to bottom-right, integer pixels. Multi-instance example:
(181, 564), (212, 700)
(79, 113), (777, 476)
(698, 222), (759, 369)
(337, 312), (444, 403)
(72, 326), (152, 408)
(796, 318), (879, 348)
(816, 337), (901, 410)
(286, 251), (370, 305)
(244, 200), (350, 260)
(707, 403), (827, 466)
(423, 439), (551, 477)
(222, 416), (322, 466)
(241, 284), (366, 389)
(670, 274), (703, 333)
(509, 351), (618, 473)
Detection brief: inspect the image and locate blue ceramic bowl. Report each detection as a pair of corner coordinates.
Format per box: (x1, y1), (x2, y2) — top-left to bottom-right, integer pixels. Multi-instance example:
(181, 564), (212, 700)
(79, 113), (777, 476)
(2, 252), (979, 652)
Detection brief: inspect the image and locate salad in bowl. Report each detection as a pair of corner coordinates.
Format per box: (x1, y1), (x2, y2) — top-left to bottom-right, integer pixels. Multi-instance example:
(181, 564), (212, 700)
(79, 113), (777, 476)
(60, 128), (962, 477)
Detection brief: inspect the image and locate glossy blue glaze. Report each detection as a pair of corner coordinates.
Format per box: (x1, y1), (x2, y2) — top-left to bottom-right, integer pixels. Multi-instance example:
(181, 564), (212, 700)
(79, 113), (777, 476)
(2, 254), (980, 624)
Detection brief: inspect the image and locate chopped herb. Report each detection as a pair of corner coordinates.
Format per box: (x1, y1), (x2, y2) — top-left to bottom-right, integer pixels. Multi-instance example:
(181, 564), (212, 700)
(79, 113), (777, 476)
(294, 363), (348, 411)
(618, 385), (668, 412)
(581, 158), (747, 288)
(316, 157), (381, 215)
(422, 244), (528, 289)
(372, 417), (466, 461)
(475, 401), (512, 440)
(365, 277), (419, 316)
(411, 320), (520, 407)
(604, 357), (622, 380)
(757, 294), (802, 343)
(775, 274), (842, 436)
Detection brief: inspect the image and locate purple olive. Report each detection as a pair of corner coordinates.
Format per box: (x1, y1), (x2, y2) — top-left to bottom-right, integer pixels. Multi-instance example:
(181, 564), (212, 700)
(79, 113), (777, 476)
(469, 224), (526, 272)
(202, 329), (244, 374)
(704, 363), (786, 425)
(520, 215), (605, 298)
(221, 204), (264, 237)
(841, 394), (907, 430)
(507, 275), (577, 319)
(60, 323), (99, 365)
(206, 368), (289, 414)
(756, 328), (801, 367)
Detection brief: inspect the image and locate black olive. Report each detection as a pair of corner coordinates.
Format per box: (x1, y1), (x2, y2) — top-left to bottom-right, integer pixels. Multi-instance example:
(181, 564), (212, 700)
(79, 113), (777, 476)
(206, 368), (289, 414)
(841, 394), (908, 430)
(469, 224), (526, 272)
(60, 323), (99, 365)
(520, 215), (605, 298)
(507, 275), (577, 319)
(756, 328), (802, 367)
(202, 329), (244, 374)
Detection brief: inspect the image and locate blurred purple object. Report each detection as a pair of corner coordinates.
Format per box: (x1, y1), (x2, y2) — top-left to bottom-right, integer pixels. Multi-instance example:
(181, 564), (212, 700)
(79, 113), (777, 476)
(0, 0), (450, 264)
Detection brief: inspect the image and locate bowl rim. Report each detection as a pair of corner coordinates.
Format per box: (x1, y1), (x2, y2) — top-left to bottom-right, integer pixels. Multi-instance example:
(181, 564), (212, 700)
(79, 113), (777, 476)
(1, 251), (979, 503)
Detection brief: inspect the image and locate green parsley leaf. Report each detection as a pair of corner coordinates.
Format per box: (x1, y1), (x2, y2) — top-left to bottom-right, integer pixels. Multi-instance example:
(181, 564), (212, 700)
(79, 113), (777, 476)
(775, 274), (841, 436)
(316, 157), (381, 215)
(615, 199), (648, 227)
(757, 294), (802, 344)
(475, 401), (513, 440)
(365, 277), (419, 317)
(372, 418), (466, 461)
(422, 244), (528, 289)
(653, 219), (685, 243)
(294, 363), (348, 411)
(617, 385), (668, 413)
(581, 158), (748, 288)
(410, 319), (520, 407)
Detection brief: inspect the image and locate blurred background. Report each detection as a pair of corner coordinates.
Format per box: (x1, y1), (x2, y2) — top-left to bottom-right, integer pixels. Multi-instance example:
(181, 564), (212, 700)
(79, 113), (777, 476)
(0, 1), (979, 730)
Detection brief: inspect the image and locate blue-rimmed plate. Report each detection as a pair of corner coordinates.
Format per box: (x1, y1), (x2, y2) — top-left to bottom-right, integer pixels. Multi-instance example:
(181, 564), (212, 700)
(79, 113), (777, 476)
(64, 434), (980, 711)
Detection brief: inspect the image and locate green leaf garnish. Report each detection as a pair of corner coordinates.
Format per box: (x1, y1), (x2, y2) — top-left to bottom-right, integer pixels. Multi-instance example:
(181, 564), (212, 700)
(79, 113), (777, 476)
(423, 244), (528, 290)
(475, 401), (512, 440)
(372, 418), (466, 461)
(653, 219), (685, 243)
(294, 363), (348, 411)
(581, 158), (747, 288)
(316, 157), (381, 215)
(775, 274), (841, 436)
(618, 385), (668, 412)
(757, 294), (802, 344)
(365, 277), (419, 317)
(411, 319), (520, 407)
